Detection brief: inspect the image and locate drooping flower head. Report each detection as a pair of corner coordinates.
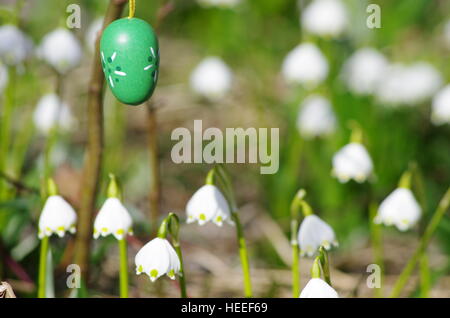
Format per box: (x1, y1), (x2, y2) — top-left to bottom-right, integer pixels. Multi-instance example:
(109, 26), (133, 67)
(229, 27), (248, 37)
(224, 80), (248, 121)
(38, 179), (77, 239)
(186, 184), (233, 226)
(190, 56), (233, 100)
(282, 43), (328, 88)
(0, 24), (33, 66)
(301, 0), (348, 38)
(33, 93), (74, 134)
(297, 94), (336, 139)
(135, 237), (181, 282)
(37, 28), (82, 74)
(431, 84), (450, 125)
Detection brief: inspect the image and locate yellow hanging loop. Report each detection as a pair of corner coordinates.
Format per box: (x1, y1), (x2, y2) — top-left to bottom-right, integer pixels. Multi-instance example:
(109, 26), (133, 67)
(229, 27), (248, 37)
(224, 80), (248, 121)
(129, 0), (136, 19)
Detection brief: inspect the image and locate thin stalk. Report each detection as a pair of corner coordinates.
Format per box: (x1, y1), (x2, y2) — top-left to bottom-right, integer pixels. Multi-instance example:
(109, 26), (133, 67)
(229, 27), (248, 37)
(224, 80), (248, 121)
(390, 187), (450, 298)
(73, 0), (127, 277)
(369, 202), (384, 297)
(173, 242), (187, 298)
(231, 211), (252, 298)
(119, 238), (128, 298)
(419, 254), (430, 298)
(38, 236), (49, 298)
(290, 189), (305, 298)
(319, 246), (331, 286)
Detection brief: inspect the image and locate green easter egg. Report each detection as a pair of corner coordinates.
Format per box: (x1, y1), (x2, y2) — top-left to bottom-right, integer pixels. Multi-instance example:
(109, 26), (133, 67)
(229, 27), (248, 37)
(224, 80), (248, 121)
(100, 18), (159, 105)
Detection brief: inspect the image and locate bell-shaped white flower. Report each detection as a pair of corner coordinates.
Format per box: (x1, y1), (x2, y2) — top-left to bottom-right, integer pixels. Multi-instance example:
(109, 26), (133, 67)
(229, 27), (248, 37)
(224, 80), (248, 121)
(431, 84), (450, 125)
(37, 28), (82, 74)
(197, 0), (241, 8)
(186, 184), (232, 226)
(297, 95), (336, 138)
(282, 43), (328, 88)
(0, 25), (33, 66)
(38, 195), (77, 239)
(301, 0), (348, 38)
(376, 62), (442, 106)
(135, 238), (181, 282)
(93, 198), (133, 240)
(299, 278), (339, 298)
(0, 63), (8, 94)
(332, 142), (373, 183)
(190, 56), (233, 100)
(33, 93), (74, 134)
(85, 18), (104, 52)
(375, 188), (421, 232)
(341, 48), (388, 95)
(298, 214), (338, 257)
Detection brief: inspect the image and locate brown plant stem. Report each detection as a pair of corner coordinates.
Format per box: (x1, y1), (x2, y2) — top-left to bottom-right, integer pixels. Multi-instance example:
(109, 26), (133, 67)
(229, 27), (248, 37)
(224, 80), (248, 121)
(73, 0), (127, 278)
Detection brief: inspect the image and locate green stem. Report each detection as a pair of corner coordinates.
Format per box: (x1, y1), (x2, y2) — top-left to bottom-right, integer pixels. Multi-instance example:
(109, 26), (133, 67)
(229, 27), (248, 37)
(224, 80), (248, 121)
(419, 253), (430, 298)
(232, 211), (252, 298)
(173, 242), (187, 298)
(291, 243), (300, 298)
(290, 189), (305, 298)
(119, 238), (128, 298)
(369, 202), (384, 297)
(319, 246), (331, 286)
(389, 187), (450, 298)
(38, 236), (49, 298)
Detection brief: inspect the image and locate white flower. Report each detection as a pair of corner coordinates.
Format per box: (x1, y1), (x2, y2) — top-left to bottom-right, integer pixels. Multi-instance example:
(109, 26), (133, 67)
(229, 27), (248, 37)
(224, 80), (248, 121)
(0, 25), (33, 66)
(190, 57), (233, 100)
(197, 0), (241, 8)
(93, 198), (133, 240)
(281, 43), (328, 88)
(376, 62), (442, 106)
(33, 93), (74, 134)
(341, 48), (388, 95)
(297, 94), (336, 138)
(186, 184), (232, 226)
(299, 278), (339, 298)
(85, 18), (104, 52)
(0, 63), (8, 94)
(298, 214), (337, 257)
(431, 84), (450, 125)
(135, 238), (181, 282)
(332, 142), (373, 183)
(37, 28), (82, 74)
(375, 188), (421, 231)
(38, 195), (77, 239)
(301, 0), (348, 38)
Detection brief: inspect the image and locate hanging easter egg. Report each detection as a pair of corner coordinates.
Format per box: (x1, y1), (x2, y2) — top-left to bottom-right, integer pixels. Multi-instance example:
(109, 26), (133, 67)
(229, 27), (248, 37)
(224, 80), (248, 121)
(100, 18), (159, 106)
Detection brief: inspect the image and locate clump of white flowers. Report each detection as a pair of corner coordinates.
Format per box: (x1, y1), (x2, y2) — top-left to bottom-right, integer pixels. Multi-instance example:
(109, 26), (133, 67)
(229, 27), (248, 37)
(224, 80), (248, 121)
(0, 24), (33, 66)
(281, 43), (328, 88)
(38, 180), (77, 239)
(341, 48), (388, 95)
(33, 93), (74, 134)
(37, 28), (82, 74)
(190, 56), (233, 100)
(431, 84), (450, 125)
(375, 171), (421, 231)
(301, 0), (348, 38)
(297, 94), (336, 139)
(197, 0), (241, 8)
(376, 62), (442, 106)
(186, 184), (233, 226)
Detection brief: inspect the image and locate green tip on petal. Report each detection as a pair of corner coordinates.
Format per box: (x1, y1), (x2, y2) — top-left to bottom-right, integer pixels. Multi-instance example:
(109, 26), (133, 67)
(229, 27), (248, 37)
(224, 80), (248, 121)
(199, 213), (206, 221)
(138, 265), (143, 273)
(150, 269), (158, 278)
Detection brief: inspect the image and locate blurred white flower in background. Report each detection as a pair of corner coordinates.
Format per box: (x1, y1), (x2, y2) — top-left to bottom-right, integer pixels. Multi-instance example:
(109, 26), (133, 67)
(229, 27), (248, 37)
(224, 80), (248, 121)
(37, 28), (82, 74)
(332, 142), (373, 183)
(297, 94), (336, 138)
(431, 84), (450, 125)
(375, 188), (421, 232)
(197, 0), (241, 8)
(376, 62), (442, 106)
(85, 18), (104, 52)
(0, 63), (8, 94)
(93, 198), (133, 240)
(301, 0), (348, 38)
(38, 195), (77, 239)
(341, 48), (388, 95)
(0, 24), (33, 66)
(298, 214), (338, 257)
(186, 184), (233, 226)
(135, 238), (181, 282)
(190, 56), (233, 100)
(33, 93), (74, 134)
(282, 43), (328, 88)
(299, 278), (339, 298)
